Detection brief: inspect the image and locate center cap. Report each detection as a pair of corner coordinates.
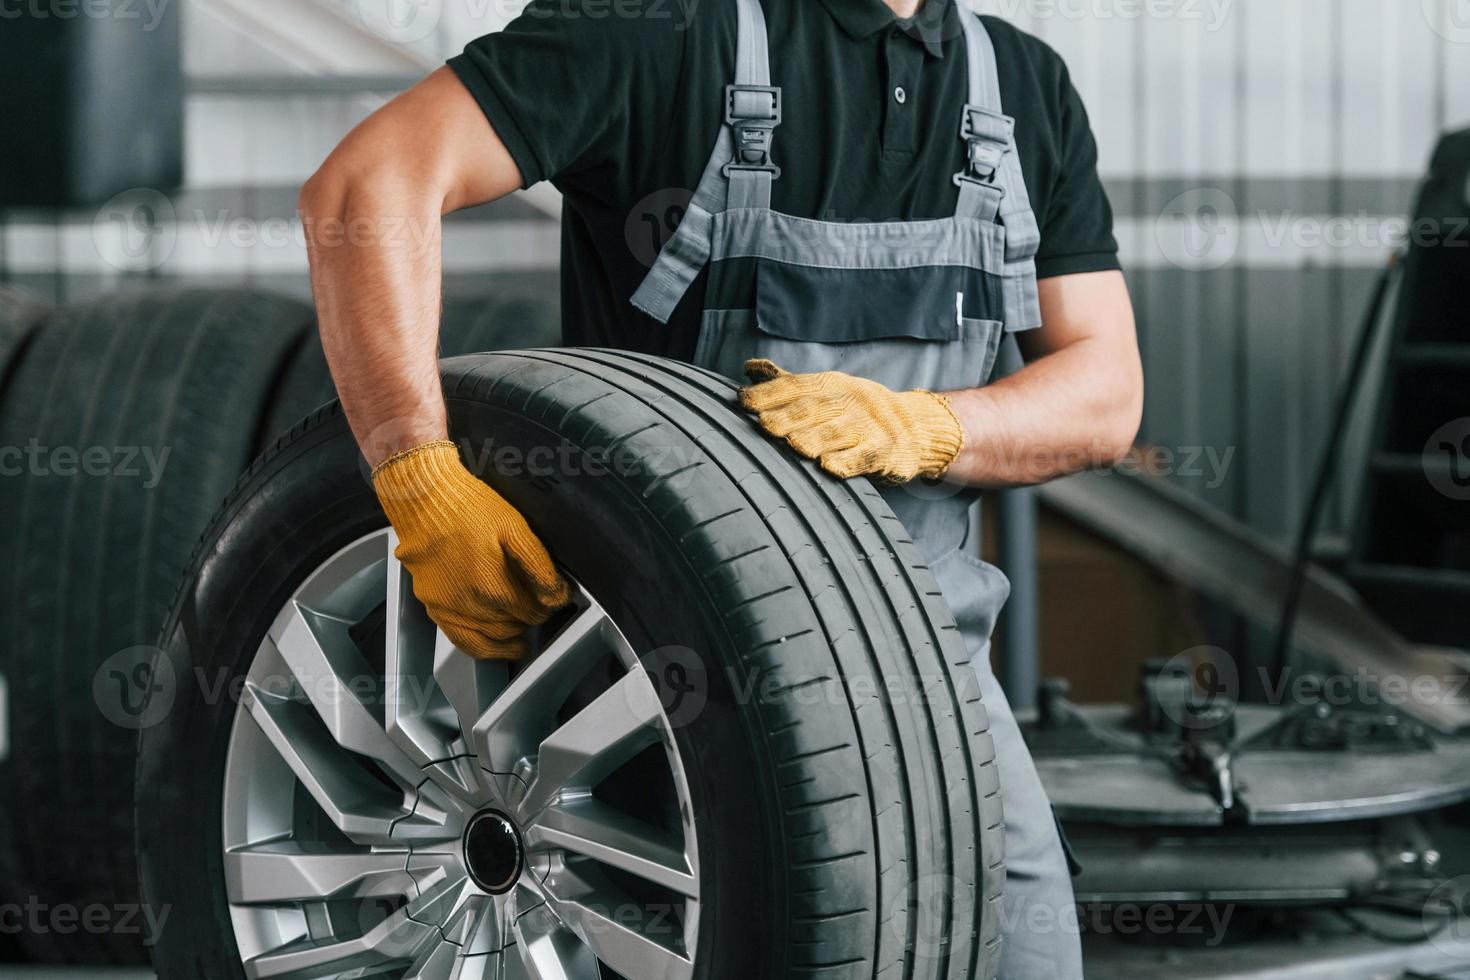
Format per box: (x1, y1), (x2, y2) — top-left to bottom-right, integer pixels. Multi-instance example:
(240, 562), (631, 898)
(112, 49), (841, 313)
(463, 810), (524, 894)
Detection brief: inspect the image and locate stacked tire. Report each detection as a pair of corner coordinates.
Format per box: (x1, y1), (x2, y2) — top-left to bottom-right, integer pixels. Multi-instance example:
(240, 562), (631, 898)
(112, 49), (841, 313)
(0, 285), (560, 964)
(0, 288), (315, 963)
(0, 287), (48, 966)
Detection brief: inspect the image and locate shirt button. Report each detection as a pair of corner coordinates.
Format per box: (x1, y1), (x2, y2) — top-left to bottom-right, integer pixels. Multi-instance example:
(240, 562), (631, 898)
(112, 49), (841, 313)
(894, 86), (907, 105)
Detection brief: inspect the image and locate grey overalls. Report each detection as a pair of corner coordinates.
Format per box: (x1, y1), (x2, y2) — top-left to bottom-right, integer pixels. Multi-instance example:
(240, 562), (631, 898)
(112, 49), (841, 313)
(632, 1), (1083, 975)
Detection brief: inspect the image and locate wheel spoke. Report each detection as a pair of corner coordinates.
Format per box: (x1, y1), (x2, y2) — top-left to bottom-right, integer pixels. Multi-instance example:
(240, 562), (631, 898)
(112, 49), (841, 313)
(517, 664), (664, 818)
(242, 905), (437, 979)
(385, 533), (465, 768)
(471, 600), (617, 774)
(403, 938), (462, 980)
(272, 600), (422, 787)
(543, 886), (693, 980)
(435, 632), (511, 751)
(243, 682), (414, 844)
(450, 954), (495, 980)
(404, 931), (499, 980)
(511, 903), (601, 980)
(223, 842), (413, 904)
(526, 800), (697, 898)
(443, 894), (504, 955)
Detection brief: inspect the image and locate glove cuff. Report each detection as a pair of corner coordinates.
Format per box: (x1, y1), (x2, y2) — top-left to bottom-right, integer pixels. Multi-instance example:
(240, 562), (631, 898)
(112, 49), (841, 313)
(372, 440), (479, 519)
(372, 439), (458, 476)
(913, 392), (966, 479)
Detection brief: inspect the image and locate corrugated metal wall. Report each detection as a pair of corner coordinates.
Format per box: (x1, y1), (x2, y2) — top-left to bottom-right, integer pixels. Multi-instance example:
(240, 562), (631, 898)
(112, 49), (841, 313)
(985, 0), (1469, 541)
(2, 0), (1465, 545)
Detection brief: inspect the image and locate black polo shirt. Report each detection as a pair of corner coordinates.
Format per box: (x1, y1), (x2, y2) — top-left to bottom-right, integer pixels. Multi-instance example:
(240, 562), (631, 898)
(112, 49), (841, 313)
(449, 0), (1119, 360)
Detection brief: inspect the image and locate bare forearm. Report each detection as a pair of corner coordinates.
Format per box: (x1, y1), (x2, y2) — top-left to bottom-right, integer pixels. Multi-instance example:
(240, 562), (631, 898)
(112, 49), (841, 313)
(304, 179), (447, 468)
(300, 67), (525, 469)
(939, 270), (1143, 488)
(943, 336), (1142, 489)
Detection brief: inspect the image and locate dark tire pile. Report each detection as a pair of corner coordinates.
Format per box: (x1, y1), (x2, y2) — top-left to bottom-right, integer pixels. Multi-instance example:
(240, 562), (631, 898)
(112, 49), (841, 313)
(0, 284), (560, 965)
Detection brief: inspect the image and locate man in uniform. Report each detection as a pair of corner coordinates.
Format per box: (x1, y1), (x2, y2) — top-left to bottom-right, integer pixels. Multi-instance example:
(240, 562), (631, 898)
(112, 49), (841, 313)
(301, 0), (1143, 974)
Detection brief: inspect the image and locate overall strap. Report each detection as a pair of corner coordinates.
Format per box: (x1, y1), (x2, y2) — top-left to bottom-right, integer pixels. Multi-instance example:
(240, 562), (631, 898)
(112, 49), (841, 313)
(954, 12), (1008, 223)
(956, 12), (1043, 330)
(726, 0), (780, 210)
(630, 0), (779, 323)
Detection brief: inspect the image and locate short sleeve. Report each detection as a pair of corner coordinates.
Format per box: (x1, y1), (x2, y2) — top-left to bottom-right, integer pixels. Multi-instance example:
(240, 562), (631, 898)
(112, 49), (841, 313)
(1033, 65), (1120, 279)
(448, 1), (686, 189)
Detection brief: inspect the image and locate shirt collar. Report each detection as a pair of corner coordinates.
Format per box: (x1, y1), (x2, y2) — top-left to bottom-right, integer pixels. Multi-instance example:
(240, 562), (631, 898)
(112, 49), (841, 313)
(816, 0), (956, 59)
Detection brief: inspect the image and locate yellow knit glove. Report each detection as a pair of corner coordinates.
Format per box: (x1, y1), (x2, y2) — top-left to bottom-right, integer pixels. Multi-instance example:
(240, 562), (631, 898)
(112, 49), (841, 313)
(372, 441), (570, 661)
(740, 359), (965, 483)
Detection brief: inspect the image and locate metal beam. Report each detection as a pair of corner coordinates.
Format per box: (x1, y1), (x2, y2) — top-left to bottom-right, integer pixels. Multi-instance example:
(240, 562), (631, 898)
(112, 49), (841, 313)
(187, 75), (419, 96)
(194, 0), (436, 75)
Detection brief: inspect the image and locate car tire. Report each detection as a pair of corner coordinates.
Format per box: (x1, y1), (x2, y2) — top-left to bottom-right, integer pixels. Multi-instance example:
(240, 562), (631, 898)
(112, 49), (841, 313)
(0, 285), (47, 963)
(0, 286), (45, 388)
(137, 348), (1004, 980)
(0, 288), (315, 964)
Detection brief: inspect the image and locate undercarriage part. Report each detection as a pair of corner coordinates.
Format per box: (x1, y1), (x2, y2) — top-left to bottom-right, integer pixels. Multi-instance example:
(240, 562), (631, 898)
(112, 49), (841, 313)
(1028, 668), (1470, 829)
(1026, 663), (1470, 970)
(1063, 817), (1439, 906)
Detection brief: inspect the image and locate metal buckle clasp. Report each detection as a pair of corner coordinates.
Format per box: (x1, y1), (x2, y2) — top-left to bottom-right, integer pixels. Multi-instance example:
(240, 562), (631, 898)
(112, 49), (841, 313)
(723, 84), (782, 178)
(955, 104), (1014, 187)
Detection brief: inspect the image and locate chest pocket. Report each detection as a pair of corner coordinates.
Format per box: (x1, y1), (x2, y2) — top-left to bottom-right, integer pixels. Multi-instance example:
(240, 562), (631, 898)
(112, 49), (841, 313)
(694, 255), (1007, 394)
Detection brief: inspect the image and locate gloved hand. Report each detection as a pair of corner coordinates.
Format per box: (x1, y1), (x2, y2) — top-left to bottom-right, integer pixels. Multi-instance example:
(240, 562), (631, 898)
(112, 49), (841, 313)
(740, 359), (965, 483)
(372, 440), (570, 660)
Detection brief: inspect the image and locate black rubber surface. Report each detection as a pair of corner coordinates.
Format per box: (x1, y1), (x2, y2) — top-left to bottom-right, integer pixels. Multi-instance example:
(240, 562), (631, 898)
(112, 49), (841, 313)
(0, 288), (313, 964)
(0, 286), (46, 391)
(254, 289), (560, 455)
(0, 285), (47, 965)
(137, 349), (1003, 979)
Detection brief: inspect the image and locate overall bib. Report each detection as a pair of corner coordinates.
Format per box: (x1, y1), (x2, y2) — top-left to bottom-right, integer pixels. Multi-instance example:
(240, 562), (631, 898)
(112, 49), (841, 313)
(633, 1), (1083, 975)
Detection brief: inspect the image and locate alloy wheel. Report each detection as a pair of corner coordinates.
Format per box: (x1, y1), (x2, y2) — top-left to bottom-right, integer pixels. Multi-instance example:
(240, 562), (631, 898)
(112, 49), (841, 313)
(220, 530), (701, 979)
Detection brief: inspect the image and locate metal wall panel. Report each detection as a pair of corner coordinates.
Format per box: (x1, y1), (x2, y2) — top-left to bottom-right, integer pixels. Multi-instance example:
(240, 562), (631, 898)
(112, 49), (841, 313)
(971, 0), (1463, 542)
